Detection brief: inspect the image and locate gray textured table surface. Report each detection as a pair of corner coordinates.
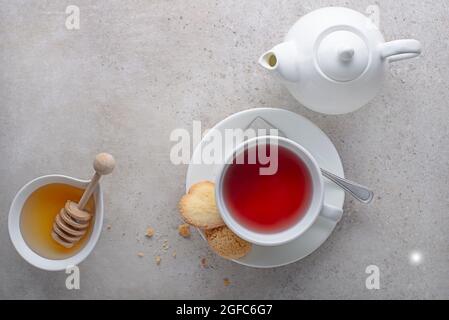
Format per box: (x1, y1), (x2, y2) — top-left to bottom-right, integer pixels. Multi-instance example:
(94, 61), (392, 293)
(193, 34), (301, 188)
(1, 0), (448, 299)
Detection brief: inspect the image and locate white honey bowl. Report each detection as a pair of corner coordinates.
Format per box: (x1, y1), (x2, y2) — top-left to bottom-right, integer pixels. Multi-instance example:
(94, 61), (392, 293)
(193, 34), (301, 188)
(8, 174), (104, 271)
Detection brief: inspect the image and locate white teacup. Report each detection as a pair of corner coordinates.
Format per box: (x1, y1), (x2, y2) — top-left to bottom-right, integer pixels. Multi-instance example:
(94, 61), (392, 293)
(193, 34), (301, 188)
(8, 175), (103, 271)
(215, 136), (343, 246)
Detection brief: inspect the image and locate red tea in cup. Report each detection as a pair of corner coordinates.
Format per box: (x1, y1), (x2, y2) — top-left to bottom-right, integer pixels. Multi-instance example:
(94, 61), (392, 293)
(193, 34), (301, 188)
(223, 144), (312, 233)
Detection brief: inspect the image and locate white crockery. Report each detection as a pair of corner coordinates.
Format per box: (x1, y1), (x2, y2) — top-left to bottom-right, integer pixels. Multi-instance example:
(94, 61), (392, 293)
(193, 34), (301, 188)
(186, 108), (345, 268)
(259, 7), (422, 114)
(8, 175), (103, 271)
(215, 136), (343, 246)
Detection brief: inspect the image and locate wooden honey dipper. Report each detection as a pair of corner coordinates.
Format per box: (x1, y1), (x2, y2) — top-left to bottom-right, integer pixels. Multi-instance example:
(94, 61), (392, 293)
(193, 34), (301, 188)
(51, 153), (115, 248)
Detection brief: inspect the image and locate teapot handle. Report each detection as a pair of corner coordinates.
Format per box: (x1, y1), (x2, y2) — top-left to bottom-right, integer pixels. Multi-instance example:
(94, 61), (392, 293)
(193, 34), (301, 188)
(379, 39), (422, 62)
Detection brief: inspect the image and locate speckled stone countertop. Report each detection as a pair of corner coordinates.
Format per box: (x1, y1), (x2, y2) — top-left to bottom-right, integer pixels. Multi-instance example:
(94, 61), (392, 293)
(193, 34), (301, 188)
(1, 0), (448, 299)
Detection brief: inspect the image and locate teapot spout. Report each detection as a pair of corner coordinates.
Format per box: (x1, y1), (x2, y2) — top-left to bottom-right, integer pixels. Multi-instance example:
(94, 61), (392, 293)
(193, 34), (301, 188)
(258, 41), (300, 82)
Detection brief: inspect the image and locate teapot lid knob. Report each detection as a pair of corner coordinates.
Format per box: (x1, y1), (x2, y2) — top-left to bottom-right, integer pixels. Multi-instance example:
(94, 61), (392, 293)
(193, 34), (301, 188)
(316, 30), (369, 82)
(338, 47), (355, 62)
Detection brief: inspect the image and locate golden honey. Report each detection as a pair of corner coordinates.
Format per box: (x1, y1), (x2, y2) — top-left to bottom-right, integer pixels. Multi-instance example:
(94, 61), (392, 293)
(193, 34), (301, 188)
(20, 183), (95, 260)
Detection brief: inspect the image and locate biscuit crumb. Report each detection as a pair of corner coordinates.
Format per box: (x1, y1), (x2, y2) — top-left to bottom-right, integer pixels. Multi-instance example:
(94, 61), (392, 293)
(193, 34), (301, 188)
(145, 227), (155, 238)
(155, 256), (161, 265)
(223, 278), (230, 286)
(172, 251), (177, 258)
(137, 252), (144, 257)
(178, 223), (191, 238)
(200, 257), (208, 268)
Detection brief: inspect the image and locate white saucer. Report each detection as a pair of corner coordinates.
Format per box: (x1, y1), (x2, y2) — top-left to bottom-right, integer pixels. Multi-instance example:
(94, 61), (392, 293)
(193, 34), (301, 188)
(186, 108), (345, 268)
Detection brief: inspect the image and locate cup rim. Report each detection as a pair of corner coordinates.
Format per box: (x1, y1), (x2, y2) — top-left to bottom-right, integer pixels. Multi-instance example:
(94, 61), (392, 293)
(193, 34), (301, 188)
(215, 136), (324, 246)
(8, 174), (103, 271)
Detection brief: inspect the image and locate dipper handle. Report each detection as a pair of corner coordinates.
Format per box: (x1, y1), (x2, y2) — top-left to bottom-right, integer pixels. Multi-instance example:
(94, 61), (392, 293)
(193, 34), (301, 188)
(78, 153), (115, 209)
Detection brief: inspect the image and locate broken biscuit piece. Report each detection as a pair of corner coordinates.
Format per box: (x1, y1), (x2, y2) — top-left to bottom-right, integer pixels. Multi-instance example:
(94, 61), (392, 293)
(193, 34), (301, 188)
(205, 226), (251, 260)
(178, 181), (224, 229)
(178, 223), (191, 238)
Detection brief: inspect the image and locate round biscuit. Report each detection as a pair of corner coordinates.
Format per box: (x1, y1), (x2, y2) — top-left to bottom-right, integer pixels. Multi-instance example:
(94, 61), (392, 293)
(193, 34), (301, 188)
(205, 226), (252, 259)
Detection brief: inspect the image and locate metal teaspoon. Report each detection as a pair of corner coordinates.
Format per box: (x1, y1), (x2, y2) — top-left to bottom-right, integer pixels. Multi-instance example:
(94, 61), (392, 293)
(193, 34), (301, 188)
(247, 117), (374, 204)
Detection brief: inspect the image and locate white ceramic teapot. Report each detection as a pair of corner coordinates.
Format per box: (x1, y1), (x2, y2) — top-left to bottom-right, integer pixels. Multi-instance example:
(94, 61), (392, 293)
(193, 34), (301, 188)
(259, 7), (422, 114)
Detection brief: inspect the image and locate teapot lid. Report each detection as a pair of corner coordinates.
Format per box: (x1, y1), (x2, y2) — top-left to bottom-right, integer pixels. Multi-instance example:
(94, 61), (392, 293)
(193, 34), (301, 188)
(316, 30), (369, 82)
